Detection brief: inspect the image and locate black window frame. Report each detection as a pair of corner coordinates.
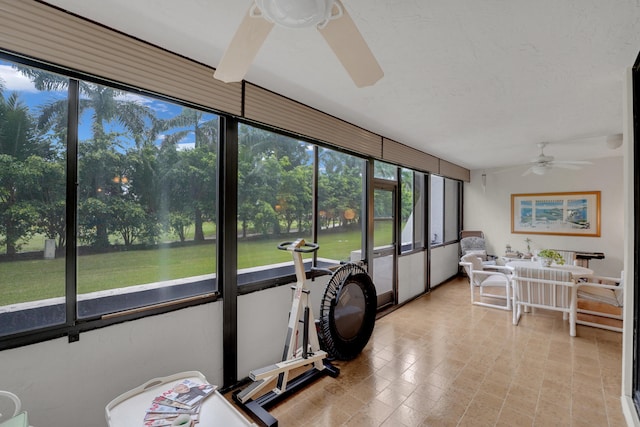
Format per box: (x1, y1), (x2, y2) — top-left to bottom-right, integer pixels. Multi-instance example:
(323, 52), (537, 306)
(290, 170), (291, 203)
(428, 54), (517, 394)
(0, 52), (221, 350)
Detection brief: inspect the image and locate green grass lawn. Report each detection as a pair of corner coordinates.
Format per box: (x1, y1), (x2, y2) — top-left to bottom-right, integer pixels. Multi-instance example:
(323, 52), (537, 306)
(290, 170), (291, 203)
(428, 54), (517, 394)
(0, 228), (366, 306)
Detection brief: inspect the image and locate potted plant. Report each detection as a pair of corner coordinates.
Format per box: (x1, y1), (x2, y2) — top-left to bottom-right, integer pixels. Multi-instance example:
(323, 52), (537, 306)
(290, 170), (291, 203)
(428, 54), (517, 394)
(537, 249), (565, 267)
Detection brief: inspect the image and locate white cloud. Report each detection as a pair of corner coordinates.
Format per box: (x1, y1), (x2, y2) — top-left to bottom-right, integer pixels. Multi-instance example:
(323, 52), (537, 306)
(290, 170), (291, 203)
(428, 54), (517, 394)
(0, 65), (38, 92)
(115, 92), (151, 105)
(177, 142), (195, 151)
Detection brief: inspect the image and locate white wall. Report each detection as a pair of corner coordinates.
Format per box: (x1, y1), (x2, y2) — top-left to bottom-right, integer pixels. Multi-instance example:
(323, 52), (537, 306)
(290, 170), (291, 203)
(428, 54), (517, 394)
(0, 301), (224, 427)
(429, 243), (460, 287)
(463, 156), (624, 277)
(398, 251), (426, 303)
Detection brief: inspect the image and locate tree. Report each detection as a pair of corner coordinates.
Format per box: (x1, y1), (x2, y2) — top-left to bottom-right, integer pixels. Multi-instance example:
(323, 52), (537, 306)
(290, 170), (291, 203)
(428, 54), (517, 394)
(0, 155), (41, 254)
(19, 68), (157, 250)
(161, 109), (218, 241)
(169, 212), (192, 242)
(0, 87), (45, 255)
(30, 156), (66, 249)
(107, 197), (153, 247)
(77, 133), (125, 247)
(278, 159), (313, 233)
(318, 149), (363, 230)
(237, 125), (311, 239)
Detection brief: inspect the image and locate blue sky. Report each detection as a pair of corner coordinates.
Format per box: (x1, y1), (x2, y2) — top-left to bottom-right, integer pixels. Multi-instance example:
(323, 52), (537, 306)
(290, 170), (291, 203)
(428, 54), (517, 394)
(0, 60), (210, 151)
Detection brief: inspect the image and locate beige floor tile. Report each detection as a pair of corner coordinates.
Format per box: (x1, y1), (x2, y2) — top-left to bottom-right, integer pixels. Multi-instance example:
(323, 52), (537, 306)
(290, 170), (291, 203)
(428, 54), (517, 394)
(381, 403), (428, 427)
(225, 277), (624, 427)
(497, 406), (534, 427)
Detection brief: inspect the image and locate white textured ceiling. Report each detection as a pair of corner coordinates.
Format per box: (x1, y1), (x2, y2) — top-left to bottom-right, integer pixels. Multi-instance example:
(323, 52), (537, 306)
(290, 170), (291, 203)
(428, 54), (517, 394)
(42, 0), (639, 171)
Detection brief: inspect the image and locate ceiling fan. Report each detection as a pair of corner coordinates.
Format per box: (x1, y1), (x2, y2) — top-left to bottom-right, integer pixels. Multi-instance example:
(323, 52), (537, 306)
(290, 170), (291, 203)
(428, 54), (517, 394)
(522, 142), (592, 176)
(213, 0), (384, 88)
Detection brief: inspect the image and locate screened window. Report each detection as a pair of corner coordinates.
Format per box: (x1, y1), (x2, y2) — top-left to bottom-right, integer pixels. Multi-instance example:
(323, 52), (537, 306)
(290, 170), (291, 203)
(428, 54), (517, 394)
(76, 82), (219, 318)
(374, 160), (397, 180)
(429, 175), (461, 246)
(400, 168), (414, 252)
(430, 175), (444, 245)
(0, 57), (220, 339)
(317, 148), (365, 263)
(400, 169), (425, 252)
(0, 60), (68, 335)
(237, 124), (313, 281)
(413, 172), (426, 250)
(444, 178), (460, 243)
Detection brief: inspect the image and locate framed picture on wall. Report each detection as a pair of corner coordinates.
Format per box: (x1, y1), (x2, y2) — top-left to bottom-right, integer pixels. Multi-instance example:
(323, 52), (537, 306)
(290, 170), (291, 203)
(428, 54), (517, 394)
(511, 191), (601, 237)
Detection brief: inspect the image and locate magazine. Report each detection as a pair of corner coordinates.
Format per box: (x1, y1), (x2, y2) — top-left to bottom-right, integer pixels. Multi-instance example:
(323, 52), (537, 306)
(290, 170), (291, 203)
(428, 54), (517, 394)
(143, 379), (215, 426)
(143, 414), (198, 427)
(145, 402), (198, 415)
(159, 379), (216, 408)
(150, 396), (192, 410)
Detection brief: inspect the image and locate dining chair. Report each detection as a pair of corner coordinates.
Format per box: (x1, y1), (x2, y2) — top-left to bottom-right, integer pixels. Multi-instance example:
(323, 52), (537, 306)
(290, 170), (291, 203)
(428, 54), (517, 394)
(512, 266), (577, 336)
(459, 253), (511, 310)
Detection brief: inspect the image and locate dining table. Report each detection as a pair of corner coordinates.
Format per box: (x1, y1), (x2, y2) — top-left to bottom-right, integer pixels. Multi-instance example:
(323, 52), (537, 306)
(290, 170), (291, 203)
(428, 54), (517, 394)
(505, 260), (594, 279)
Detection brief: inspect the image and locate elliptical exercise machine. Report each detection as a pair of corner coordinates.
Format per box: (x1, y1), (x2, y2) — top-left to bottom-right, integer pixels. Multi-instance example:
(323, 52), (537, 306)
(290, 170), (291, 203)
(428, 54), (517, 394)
(233, 238), (377, 427)
(234, 239), (338, 426)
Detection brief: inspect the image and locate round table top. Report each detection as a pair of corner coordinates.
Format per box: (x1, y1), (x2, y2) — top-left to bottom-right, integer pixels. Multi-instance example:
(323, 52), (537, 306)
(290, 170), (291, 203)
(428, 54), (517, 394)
(505, 260), (594, 278)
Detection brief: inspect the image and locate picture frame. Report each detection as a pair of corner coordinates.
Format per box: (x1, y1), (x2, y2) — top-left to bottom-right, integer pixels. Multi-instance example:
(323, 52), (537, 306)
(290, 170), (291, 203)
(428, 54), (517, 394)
(511, 191), (601, 237)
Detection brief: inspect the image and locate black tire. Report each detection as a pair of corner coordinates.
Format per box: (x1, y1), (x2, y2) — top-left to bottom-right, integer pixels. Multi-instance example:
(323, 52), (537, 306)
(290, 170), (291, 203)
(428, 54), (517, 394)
(319, 264), (377, 360)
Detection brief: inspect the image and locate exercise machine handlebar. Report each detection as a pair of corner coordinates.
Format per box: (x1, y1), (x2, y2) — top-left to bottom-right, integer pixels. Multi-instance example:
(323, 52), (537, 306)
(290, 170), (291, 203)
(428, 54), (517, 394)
(277, 239), (319, 253)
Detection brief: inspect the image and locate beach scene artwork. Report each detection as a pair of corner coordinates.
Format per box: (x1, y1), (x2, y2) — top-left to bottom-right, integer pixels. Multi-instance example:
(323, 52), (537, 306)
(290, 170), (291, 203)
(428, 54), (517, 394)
(511, 192), (600, 236)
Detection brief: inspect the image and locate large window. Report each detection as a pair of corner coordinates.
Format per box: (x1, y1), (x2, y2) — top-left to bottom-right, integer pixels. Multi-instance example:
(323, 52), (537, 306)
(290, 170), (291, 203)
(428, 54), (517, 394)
(317, 148), (364, 263)
(429, 174), (461, 246)
(75, 81), (219, 318)
(0, 57), (219, 339)
(400, 170), (426, 253)
(430, 175), (444, 245)
(237, 124), (313, 281)
(0, 61), (69, 335)
(235, 128), (367, 284)
(444, 178), (461, 243)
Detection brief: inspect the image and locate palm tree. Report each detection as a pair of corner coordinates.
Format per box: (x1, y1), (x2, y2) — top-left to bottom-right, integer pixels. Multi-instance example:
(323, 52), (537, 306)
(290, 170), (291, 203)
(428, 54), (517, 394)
(18, 67), (155, 248)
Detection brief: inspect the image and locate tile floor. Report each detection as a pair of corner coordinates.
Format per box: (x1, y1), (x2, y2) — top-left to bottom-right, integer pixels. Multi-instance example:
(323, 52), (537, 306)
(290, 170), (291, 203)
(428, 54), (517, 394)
(229, 276), (625, 426)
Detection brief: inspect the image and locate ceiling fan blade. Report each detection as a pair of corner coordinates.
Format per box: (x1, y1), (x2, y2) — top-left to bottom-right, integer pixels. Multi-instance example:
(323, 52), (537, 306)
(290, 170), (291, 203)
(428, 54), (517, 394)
(552, 163), (582, 170)
(213, 6), (274, 83)
(553, 160), (593, 165)
(318, 1), (383, 87)
(522, 167), (534, 176)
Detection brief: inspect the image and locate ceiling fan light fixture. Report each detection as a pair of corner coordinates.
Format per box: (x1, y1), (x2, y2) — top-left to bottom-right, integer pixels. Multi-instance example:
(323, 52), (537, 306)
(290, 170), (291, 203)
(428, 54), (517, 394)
(532, 165), (548, 175)
(255, 0), (335, 28)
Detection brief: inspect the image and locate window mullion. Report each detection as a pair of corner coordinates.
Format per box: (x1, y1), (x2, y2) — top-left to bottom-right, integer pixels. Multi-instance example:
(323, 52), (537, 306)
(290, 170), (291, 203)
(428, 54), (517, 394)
(66, 79), (80, 336)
